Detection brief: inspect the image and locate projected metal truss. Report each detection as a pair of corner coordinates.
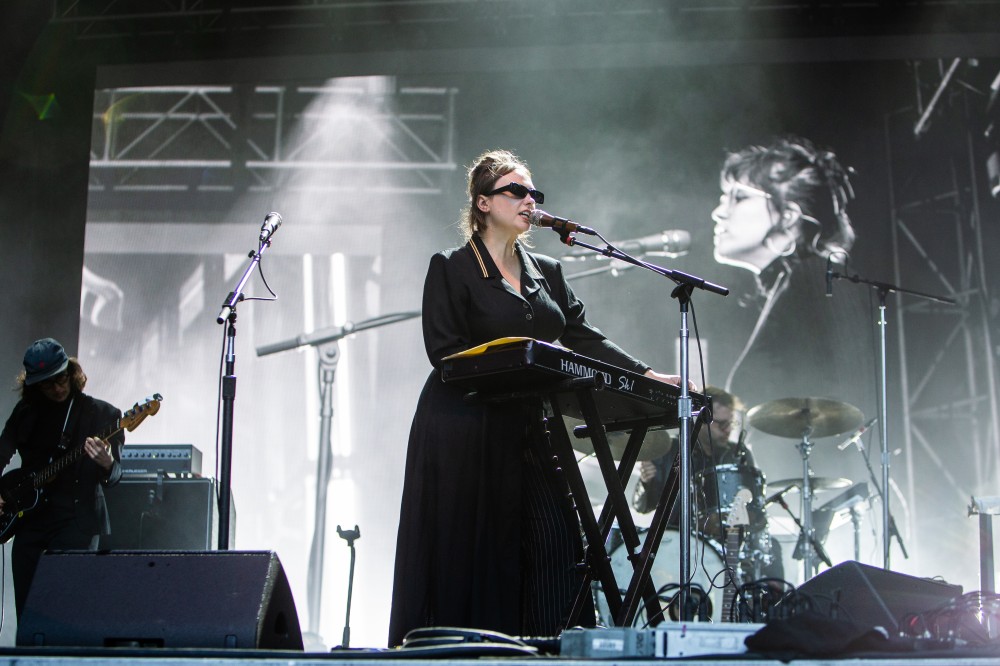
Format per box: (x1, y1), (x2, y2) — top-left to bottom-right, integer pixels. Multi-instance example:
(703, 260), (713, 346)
(89, 81), (457, 196)
(884, 58), (1000, 552)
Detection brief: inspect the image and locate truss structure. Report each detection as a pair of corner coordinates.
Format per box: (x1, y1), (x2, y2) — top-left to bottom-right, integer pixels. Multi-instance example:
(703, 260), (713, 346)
(89, 80), (457, 199)
(885, 58), (1000, 564)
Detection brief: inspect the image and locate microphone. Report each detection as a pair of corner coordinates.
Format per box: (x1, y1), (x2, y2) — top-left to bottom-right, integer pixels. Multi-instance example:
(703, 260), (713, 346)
(529, 209), (597, 236)
(764, 485), (793, 507)
(565, 229), (691, 259)
(825, 255), (834, 297)
(837, 416), (878, 451)
(259, 211), (283, 243)
(735, 428), (749, 465)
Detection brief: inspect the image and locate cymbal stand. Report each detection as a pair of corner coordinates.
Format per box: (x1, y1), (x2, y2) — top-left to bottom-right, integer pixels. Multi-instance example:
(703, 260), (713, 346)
(553, 228), (728, 620)
(797, 429), (822, 580)
(851, 506), (863, 562)
(829, 269), (954, 568)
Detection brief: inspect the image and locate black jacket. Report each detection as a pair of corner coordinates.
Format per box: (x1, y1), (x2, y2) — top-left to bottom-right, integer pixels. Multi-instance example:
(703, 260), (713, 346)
(388, 235), (647, 646)
(0, 391), (123, 536)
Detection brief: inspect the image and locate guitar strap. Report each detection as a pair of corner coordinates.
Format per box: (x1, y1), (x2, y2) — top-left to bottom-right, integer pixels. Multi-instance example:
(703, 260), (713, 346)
(57, 397), (74, 451)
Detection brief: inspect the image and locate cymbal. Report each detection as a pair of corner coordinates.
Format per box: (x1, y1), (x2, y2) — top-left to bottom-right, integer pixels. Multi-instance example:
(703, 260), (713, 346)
(567, 417), (673, 461)
(747, 397), (864, 439)
(768, 476), (852, 493)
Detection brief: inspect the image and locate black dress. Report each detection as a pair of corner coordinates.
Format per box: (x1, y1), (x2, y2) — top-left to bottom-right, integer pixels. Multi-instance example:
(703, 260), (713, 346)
(388, 234), (649, 646)
(0, 390), (123, 616)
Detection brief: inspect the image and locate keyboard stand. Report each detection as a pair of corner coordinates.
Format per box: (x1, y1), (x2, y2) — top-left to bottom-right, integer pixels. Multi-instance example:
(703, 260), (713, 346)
(467, 375), (684, 628)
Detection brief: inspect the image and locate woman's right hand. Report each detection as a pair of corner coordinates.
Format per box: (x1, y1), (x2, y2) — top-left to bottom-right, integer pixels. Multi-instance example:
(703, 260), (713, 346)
(638, 460), (658, 484)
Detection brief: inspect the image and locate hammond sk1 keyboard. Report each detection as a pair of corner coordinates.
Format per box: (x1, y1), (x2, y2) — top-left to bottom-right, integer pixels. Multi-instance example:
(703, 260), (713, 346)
(440, 338), (704, 427)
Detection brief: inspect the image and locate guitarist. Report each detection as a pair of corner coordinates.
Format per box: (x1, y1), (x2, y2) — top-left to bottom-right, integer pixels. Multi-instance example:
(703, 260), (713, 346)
(0, 338), (123, 617)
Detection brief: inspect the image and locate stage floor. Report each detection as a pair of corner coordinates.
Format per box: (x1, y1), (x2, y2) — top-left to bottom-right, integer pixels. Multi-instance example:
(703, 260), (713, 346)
(0, 649), (999, 666)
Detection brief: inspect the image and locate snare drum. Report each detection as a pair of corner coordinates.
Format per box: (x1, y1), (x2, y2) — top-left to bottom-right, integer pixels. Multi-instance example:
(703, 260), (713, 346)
(594, 528), (726, 625)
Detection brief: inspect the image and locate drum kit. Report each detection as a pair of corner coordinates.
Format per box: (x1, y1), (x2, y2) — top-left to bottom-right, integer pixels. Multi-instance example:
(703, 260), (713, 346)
(583, 395), (871, 625)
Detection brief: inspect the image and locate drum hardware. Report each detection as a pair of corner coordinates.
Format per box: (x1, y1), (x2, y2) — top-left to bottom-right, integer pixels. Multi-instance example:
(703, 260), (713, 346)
(814, 481), (871, 562)
(746, 397), (863, 440)
(767, 484), (834, 571)
(747, 397), (863, 581)
(694, 463), (766, 542)
(595, 528), (726, 625)
(765, 477), (852, 495)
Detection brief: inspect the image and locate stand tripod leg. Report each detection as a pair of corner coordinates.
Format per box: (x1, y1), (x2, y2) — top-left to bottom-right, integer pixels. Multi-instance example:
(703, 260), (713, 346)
(544, 398), (624, 625)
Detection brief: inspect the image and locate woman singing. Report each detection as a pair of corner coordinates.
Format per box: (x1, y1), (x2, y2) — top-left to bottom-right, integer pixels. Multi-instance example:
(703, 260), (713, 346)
(388, 149), (682, 645)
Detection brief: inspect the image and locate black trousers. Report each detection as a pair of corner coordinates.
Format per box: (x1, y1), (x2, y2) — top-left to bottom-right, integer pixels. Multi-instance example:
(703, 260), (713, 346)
(521, 444), (596, 636)
(11, 505), (99, 617)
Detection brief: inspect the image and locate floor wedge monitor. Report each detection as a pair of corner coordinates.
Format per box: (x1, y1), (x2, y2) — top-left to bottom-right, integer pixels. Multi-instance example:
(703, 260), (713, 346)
(17, 550), (302, 650)
(792, 560), (962, 634)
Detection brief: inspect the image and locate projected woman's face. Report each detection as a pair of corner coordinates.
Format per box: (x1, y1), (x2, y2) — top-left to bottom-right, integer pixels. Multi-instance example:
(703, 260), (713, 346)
(711, 178), (781, 273)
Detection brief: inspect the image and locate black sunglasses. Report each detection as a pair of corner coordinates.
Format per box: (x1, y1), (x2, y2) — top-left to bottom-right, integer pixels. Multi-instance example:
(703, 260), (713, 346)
(485, 182), (544, 204)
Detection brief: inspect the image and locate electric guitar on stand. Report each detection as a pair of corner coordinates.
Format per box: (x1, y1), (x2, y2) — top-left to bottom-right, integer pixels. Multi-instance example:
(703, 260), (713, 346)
(0, 393), (163, 543)
(721, 487), (752, 622)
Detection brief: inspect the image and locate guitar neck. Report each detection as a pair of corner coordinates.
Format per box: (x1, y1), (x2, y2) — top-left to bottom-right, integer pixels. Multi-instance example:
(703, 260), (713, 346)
(32, 421), (121, 489)
(721, 526), (742, 622)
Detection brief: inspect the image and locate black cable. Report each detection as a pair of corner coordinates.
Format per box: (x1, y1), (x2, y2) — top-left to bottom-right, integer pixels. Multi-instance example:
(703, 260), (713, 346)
(397, 627), (538, 657)
(240, 243), (278, 304)
(213, 322), (227, 491)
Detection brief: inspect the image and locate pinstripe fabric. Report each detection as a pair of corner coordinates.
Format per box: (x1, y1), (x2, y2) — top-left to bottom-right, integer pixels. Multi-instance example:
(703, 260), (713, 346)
(520, 444), (589, 636)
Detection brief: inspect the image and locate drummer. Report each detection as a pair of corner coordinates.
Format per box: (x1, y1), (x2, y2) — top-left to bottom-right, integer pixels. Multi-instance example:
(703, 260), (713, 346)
(634, 386), (749, 515)
(632, 386), (784, 580)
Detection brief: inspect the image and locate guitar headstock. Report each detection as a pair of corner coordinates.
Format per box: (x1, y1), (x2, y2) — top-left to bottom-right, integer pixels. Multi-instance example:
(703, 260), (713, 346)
(726, 488), (753, 527)
(121, 393), (163, 432)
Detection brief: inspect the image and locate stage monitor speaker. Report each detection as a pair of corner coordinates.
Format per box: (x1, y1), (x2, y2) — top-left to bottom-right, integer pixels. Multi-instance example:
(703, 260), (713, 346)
(794, 560), (962, 633)
(17, 550), (303, 650)
(101, 477), (235, 550)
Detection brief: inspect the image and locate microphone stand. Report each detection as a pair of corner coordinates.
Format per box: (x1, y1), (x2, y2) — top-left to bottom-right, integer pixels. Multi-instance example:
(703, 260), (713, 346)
(256, 311), (420, 639)
(830, 269), (954, 568)
(214, 238), (276, 549)
(844, 427), (909, 560)
(554, 230), (728, 620)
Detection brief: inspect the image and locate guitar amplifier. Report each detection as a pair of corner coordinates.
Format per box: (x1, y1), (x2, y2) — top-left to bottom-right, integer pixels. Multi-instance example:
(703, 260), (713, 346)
(101, 477), (235, 550)
(121, 444), (202, 477)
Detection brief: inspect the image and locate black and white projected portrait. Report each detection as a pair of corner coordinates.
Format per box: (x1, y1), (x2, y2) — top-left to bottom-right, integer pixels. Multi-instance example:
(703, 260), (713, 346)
(1, 2), (999, 654)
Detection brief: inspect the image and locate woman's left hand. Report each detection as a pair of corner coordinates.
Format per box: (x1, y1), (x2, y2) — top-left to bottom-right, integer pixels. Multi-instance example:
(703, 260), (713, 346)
(83, 436), (115, 471)
(644, 369), (699, 392)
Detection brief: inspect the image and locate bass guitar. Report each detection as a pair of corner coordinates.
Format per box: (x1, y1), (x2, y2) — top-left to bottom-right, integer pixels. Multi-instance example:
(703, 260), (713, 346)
(721, 487), (751, 622)
(0, 393), (163, 543)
